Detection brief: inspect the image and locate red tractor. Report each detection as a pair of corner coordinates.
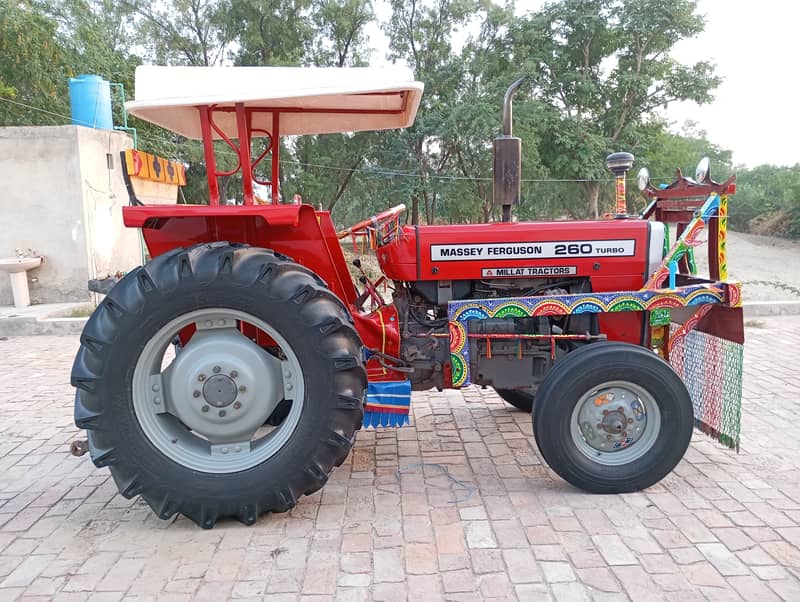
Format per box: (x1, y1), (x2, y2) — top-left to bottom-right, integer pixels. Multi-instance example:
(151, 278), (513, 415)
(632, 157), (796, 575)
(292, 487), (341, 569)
(71, 66), (743, 528)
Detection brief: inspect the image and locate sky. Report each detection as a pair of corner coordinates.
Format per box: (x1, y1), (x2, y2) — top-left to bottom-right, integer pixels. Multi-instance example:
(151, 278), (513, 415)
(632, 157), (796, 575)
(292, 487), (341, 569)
(368, 0), (800, 168)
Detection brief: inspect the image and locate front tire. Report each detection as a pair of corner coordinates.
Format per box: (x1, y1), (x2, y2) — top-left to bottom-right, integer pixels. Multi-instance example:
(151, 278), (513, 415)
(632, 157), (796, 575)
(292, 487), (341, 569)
(495, 388), (534, 412)
(533, 342), (693, 493)
(71, 243), (365, 528)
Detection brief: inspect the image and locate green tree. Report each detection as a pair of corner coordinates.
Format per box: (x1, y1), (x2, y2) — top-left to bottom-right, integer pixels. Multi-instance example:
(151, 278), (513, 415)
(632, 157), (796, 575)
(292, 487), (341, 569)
(124, 0), (233, 66)
(227, 0), (313, 66)
(384, 0), (478, 224)
(511, 0), (720, 217)
(0, 1), (71, 125)
(730, 164), (800, 237)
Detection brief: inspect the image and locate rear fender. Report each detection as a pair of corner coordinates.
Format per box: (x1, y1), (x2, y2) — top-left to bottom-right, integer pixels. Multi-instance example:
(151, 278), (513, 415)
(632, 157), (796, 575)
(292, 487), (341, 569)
(123, 204), (358, 304)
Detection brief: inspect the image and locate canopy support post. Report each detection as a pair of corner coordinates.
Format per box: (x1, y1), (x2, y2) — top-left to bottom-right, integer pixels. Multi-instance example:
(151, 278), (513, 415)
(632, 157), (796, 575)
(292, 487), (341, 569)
(271, 112), (280, 204)
(236, 103), (255, 205)
(199, 105), (220, 205)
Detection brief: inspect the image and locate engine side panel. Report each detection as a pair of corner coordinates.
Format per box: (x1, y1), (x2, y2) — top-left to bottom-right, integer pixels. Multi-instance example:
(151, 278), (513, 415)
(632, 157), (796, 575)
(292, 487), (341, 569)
(379, 220), (655, 293)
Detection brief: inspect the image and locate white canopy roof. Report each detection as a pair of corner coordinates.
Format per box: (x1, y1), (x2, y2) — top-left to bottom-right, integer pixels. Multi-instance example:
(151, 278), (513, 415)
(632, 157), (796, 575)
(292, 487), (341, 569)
(126, 66), (424, 140)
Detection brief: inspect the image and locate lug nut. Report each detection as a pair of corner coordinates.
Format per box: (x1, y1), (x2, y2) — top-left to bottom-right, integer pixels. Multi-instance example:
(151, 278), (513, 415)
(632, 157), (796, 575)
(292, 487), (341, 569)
(201, 405), (209, 413)
(230, 370), (238, 378)
(153, 397), (161, 405)
(193, 390), (201, 398)
(198, 374), (206, 382)
(219, 410), (226, 417)
(233, 402), (242, 410)
(152, 384), (160, 392)
(213, 366), (221, 374)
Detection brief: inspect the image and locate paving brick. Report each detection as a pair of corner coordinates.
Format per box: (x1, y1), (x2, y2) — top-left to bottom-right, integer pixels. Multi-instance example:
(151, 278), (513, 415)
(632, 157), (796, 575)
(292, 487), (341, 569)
(373, 548), (404, 583)
(540, 561), (576, 583)
(591, 535), (638, 566)
(0, 322), (796, 600)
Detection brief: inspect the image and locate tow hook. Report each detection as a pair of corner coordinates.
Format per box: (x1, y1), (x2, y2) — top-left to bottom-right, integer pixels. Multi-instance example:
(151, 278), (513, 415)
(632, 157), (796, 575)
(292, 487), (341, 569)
(70, 439), (89, 457)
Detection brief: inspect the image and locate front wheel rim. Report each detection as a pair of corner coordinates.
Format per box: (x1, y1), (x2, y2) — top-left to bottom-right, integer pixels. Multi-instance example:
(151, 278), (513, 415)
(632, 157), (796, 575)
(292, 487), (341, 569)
(132, 308), (305, 473)
(569, 380), (662, 466)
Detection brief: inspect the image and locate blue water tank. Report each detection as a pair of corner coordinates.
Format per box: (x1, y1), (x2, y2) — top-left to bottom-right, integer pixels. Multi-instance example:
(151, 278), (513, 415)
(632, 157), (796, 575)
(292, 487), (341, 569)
(68, 74), (113, 130)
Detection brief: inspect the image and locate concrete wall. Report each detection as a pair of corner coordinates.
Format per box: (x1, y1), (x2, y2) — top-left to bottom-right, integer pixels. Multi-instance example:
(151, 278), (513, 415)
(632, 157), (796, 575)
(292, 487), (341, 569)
(0, 125), (139, 306)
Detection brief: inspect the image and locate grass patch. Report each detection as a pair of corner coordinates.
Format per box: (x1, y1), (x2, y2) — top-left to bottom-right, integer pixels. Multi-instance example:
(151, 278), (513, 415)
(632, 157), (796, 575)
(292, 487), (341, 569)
(65, 307), (94, 318)
(744, 319), (766, 328)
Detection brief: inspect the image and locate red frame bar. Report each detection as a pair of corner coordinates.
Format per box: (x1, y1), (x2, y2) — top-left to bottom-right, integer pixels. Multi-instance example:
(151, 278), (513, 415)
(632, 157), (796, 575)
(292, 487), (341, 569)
(197, 105), (285, 205)
(271, 112), (280, 204)
(235, 103), (255, 205)
(198, 105), (220, 205)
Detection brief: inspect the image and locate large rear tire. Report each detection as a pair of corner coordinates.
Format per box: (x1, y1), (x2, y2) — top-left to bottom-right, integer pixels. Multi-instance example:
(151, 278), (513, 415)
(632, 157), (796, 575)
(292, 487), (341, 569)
(533, 342), (693, 493)
(71, 243), (365, 528)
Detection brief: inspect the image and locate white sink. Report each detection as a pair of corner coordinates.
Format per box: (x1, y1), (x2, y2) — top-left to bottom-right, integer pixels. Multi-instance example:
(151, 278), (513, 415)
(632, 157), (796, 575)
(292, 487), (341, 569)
(0, 257), (42, 307)
(0, 257), (43, 274)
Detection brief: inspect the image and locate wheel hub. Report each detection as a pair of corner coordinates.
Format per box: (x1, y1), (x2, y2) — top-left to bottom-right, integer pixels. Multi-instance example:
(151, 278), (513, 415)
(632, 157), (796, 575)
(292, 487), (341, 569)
(599, 407), (628, 436)
(166, 329), (285, 442)
(202, 374), (238, 408)
(575, 385), (653, 455)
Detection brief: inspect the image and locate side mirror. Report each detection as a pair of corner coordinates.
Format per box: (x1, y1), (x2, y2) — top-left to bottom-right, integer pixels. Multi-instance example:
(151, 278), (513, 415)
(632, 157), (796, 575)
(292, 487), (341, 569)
(695, 157), (710, 183)
(636, 167), (650, 192)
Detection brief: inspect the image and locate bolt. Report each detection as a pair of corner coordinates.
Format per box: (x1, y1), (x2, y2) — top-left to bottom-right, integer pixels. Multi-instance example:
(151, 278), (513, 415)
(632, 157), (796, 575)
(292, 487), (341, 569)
(205, 320), (213, 328)
(219, 410), (226, 417)
(171, 438), (178, 444)
(221, 447), (229, 454)
(234, 401), (242, 410)
(201, 405), (209, 413)
(286, 383), (293, 391)
(217, 319), (226, 327)
(239, 385), (246, 392)
(230, 370), (238, 378)
(234, 446), (242, 453)
(284, 371), (292, 379)
(213, 366), (221, 373)
(193, 390), (201, 398)
(198, 374), (206, 382)
(153, 396), (161, 405)
(152, 383), (160, 392)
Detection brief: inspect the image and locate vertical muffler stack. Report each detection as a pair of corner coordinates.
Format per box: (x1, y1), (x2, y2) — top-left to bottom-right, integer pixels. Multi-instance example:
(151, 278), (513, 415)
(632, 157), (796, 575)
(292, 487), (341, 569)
(493, 77), (526, 222)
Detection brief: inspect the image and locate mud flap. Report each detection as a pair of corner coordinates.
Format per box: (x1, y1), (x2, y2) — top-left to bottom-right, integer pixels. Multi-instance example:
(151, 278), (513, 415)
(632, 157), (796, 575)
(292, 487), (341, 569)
(362, 380), (412, 428)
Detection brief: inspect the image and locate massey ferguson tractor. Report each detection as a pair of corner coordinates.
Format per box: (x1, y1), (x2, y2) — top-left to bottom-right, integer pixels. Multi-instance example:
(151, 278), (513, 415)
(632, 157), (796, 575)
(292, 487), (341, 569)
(70, 66), (744, 528)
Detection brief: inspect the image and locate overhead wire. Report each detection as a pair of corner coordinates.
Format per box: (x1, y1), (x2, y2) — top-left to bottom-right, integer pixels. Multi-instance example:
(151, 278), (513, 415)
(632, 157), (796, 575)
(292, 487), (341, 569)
(0, 95), (681, 184)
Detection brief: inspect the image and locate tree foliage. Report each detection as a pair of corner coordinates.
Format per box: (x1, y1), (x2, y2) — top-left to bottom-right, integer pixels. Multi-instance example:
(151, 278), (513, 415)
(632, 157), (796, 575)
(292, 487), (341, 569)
(4, 0), (794, 237)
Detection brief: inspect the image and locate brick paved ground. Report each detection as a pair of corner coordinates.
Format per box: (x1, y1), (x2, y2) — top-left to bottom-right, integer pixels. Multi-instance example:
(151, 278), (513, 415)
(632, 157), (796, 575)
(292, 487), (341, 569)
(0, 317), (798, 601)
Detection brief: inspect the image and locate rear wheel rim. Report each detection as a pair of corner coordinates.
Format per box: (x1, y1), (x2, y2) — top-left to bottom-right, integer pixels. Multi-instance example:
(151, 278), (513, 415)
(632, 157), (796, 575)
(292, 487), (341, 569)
(569, 380), (661, 466)
(132, 308), (305, 473)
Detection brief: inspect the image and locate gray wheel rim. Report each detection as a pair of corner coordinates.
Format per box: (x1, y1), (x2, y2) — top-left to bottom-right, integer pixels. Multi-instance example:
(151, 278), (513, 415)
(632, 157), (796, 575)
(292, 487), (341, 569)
(132, 308), (305, 473)
(569, 380), (661, 466)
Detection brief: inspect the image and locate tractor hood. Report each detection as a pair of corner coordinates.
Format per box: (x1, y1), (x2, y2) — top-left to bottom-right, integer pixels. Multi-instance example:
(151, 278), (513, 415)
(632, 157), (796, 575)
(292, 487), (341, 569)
(377, 219), (665, 294)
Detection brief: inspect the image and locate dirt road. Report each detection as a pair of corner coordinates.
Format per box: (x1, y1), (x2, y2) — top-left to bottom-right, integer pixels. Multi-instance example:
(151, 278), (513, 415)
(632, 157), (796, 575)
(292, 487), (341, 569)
(698, 231), (800, 301)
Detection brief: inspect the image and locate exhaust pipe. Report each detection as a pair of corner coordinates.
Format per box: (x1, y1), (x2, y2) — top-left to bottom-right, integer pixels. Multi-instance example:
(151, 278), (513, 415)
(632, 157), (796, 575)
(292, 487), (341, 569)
(493, 77), (526, 222)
